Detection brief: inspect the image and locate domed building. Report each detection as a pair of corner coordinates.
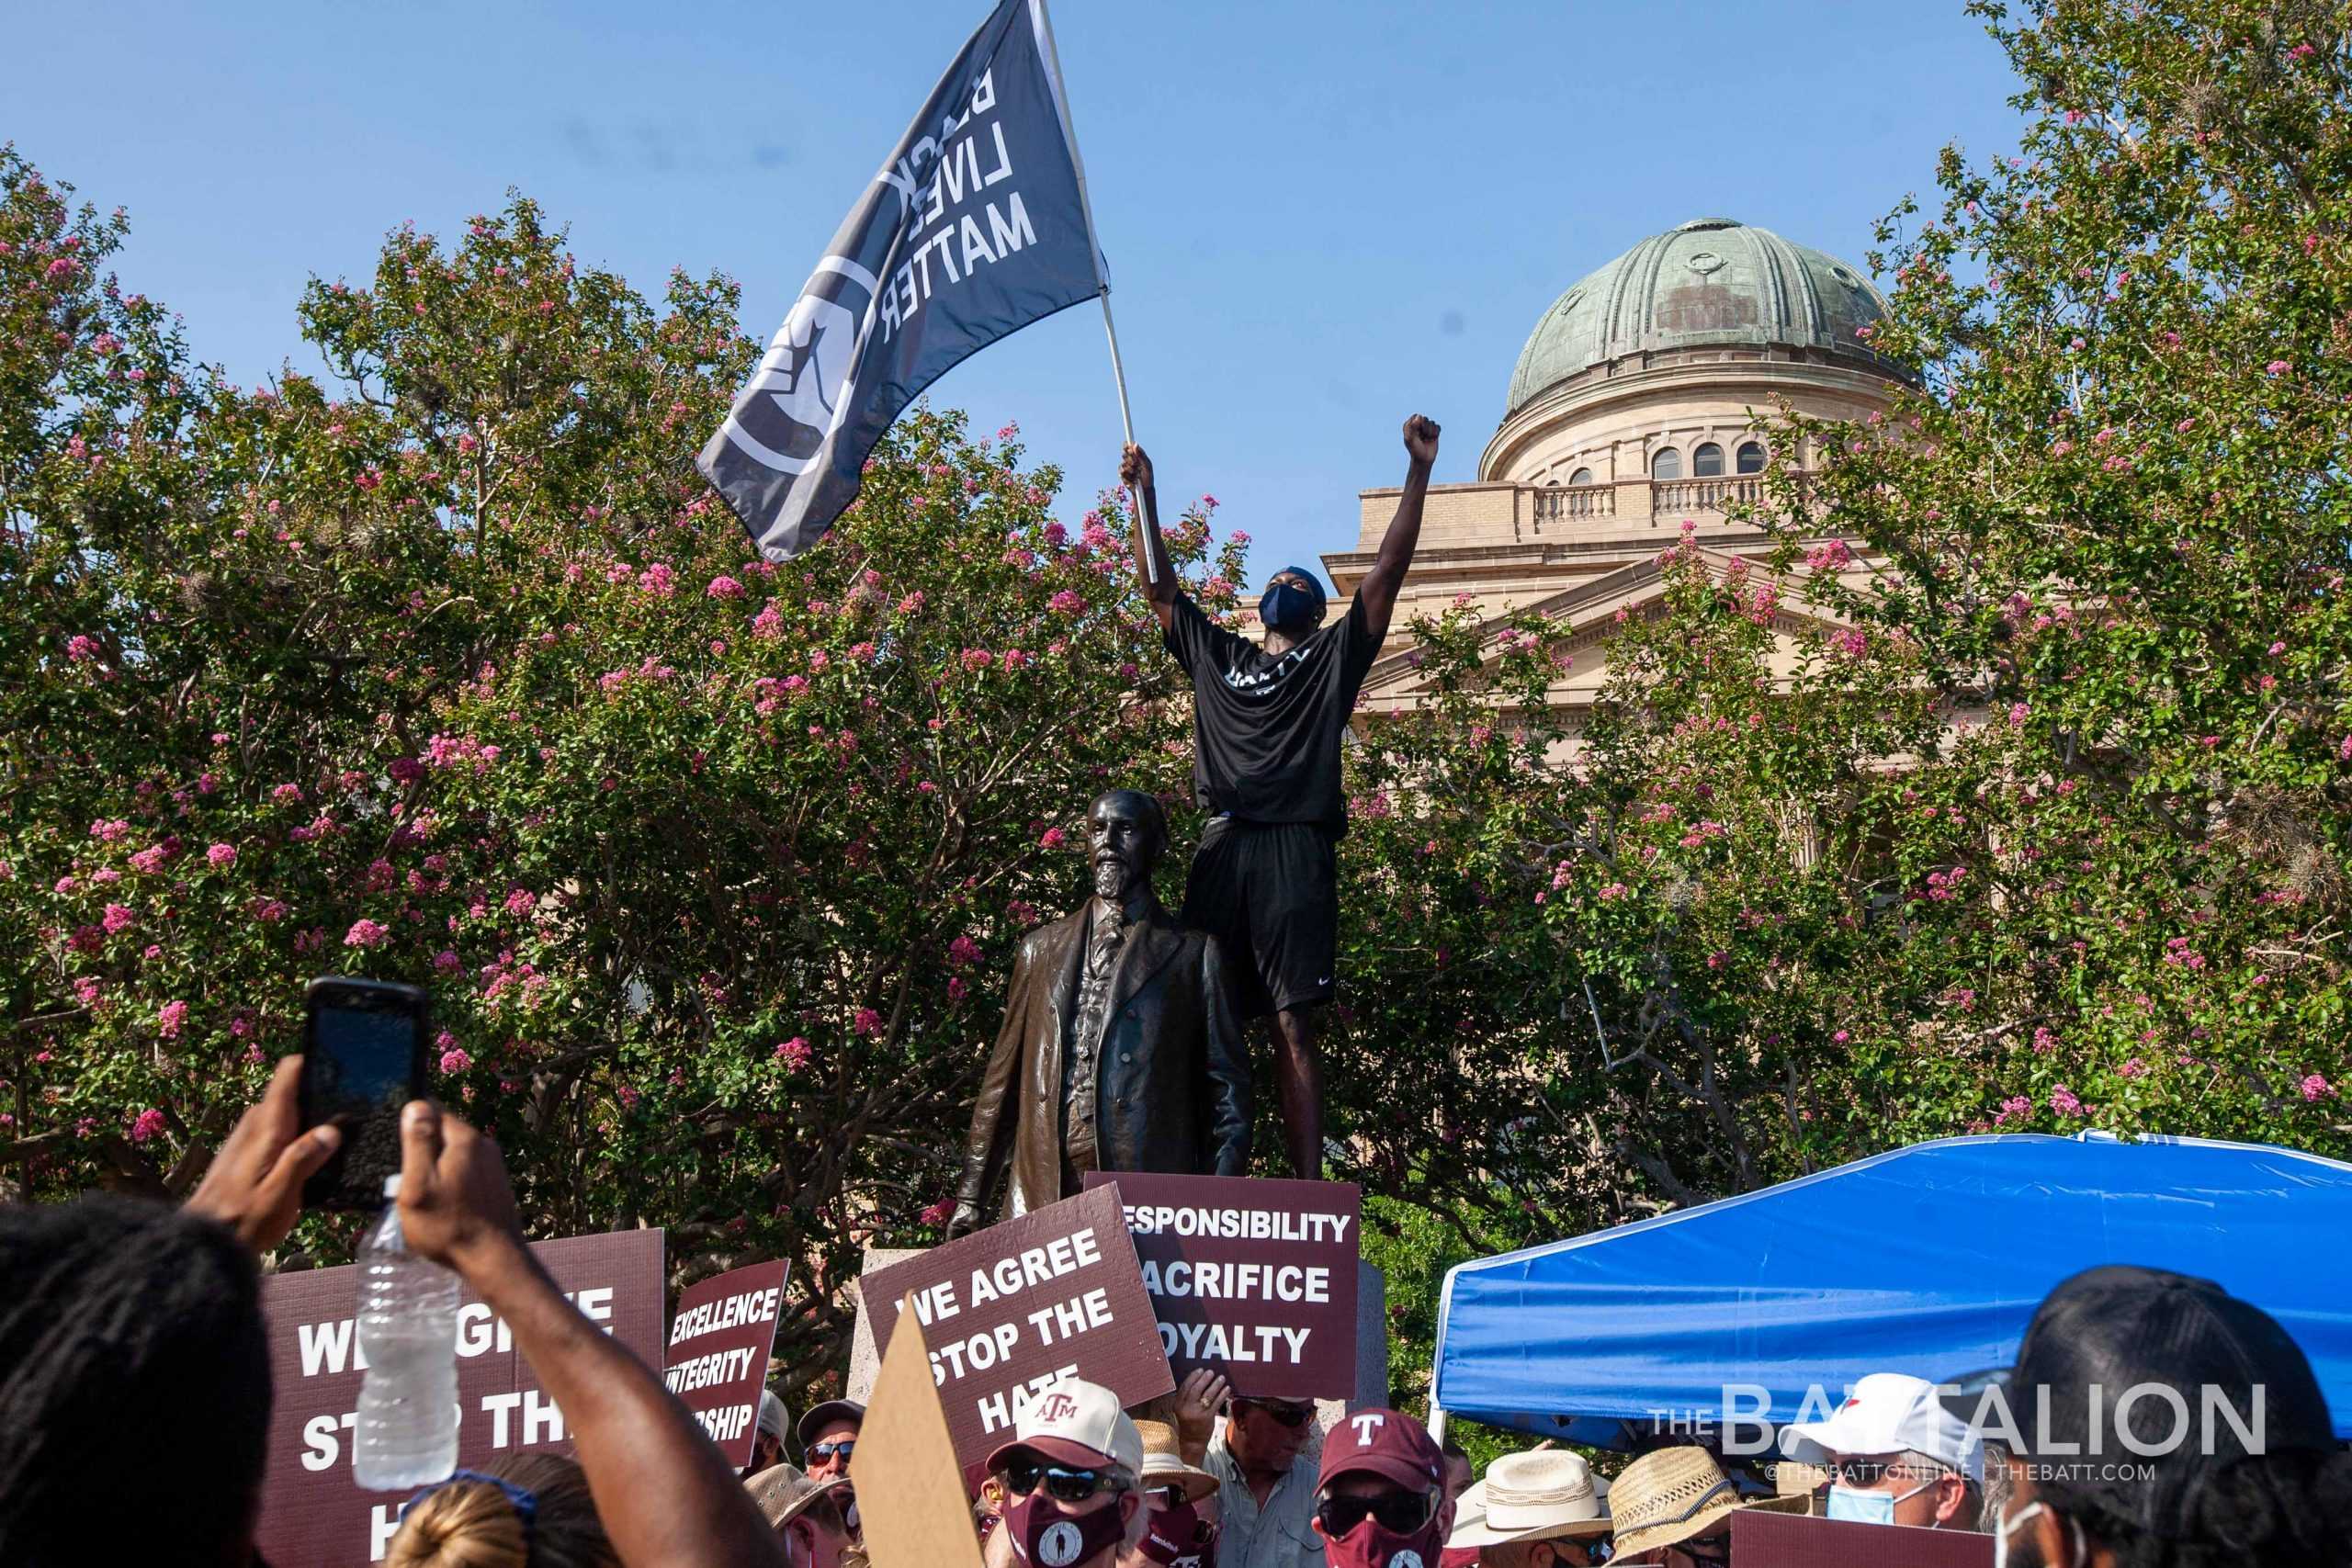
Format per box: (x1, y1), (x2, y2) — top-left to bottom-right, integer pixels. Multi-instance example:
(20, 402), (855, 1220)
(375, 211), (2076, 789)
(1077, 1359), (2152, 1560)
(1324, 218), (1909, 728)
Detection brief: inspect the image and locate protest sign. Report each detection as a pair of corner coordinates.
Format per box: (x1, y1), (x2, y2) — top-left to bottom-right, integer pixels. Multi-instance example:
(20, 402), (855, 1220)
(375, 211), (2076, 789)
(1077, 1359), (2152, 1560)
(1730, 1508), (1992, 1568)
(853, 1297), (985, 1568)
(859, 1184), (1170, 1466)
(1086, 1170), (1360, 1400)
(664, 1259), (789, 1469)
(256, 1229), (664, 1568)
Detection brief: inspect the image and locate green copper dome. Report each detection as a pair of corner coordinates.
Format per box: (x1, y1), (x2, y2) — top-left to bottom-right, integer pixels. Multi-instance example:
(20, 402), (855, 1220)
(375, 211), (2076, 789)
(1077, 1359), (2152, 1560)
(1506, 218), (1895, 413)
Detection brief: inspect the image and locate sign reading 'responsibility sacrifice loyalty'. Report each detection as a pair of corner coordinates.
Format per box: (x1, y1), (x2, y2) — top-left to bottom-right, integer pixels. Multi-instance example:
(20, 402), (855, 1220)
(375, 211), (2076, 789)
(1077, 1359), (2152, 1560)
(1085, 1171), (1360, 1400)
(699, 0), (1104, 562)
(256, 1230), (665, 1568)
(859, 1184), (1170, 1467)
(664, 1259), (790, 1470)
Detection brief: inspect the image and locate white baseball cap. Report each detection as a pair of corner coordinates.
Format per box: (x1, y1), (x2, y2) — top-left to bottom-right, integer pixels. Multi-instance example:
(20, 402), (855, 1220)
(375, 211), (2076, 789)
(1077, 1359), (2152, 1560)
(985, 1378), (1143, 1477)
(1779, 1372), (1983, 1482)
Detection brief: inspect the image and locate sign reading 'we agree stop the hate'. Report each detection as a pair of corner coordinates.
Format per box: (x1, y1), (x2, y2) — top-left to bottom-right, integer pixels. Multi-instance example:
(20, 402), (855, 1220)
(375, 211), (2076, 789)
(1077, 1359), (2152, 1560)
(859, 1185), (1170, 1467)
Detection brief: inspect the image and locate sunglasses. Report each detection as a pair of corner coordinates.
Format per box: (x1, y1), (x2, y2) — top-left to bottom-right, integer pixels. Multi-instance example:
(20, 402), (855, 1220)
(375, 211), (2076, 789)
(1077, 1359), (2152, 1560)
(1001, 1457), (1128, 1502)
(1236, 1400), (1313, 1429)
(808, 1439), (856, 1462)
(1315, 1489), (1434, 1537)
(1829, 1459), (1941, 1487)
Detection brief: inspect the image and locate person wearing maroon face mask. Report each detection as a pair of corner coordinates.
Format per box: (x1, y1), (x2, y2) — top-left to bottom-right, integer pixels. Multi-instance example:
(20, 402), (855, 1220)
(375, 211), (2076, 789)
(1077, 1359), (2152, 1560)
(1123, 1420), (1220, 1568)
(987, 1380), (1150, 1568)
(1312, 1408), (1456, 1568)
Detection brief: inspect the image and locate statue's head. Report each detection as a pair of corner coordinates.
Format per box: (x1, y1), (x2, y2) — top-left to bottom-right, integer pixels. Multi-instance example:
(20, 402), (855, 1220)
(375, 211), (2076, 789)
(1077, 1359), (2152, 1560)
(1088, 789), (1167, 902)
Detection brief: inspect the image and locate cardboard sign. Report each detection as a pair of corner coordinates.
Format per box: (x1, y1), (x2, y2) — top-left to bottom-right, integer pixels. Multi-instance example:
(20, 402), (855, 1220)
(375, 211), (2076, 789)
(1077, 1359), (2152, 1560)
(853, 1297), (986, 1568)
(665, 1259), (790, 1469)
(256, 1229), (665, 1568)
(858, 1185), (1171, 1465)
(1085, 1171), (1360, 1399)
(1730, 1508), (1993, 1568)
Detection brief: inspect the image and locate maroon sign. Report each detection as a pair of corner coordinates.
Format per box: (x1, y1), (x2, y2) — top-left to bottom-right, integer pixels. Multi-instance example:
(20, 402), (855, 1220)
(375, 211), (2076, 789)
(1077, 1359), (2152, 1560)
(664, 1259), (789, 1469)
(1731, 1509), (1992, 1568)
(1085, 1171), (1359, 1399)
(860, 1185), (1171, 1467)
(257, 1229), (665, 1568)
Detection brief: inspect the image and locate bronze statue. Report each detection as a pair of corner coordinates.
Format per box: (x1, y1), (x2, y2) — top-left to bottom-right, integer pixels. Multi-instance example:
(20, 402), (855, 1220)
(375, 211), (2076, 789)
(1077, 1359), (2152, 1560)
(947, 789), (1251, 1235)
(1121, 414), (1442, 1179)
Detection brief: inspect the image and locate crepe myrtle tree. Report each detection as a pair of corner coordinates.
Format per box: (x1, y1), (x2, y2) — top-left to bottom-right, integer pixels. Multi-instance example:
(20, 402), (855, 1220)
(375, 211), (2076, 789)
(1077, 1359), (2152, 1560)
(0, 151), (1245, 1389)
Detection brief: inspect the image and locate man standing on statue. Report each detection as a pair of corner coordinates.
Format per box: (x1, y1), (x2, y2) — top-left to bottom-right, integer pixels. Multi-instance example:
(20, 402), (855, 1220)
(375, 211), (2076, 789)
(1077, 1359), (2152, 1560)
(1121, 414), (1440, 1178)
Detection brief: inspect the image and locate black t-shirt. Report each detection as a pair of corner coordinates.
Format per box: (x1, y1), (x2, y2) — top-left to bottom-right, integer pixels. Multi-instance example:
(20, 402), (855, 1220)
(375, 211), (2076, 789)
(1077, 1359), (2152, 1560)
(1162, 591), (1381, 835)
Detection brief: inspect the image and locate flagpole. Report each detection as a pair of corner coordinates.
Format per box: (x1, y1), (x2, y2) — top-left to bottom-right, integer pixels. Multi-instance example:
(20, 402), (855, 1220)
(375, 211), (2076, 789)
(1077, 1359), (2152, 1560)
(1030, 0), (1154, 582)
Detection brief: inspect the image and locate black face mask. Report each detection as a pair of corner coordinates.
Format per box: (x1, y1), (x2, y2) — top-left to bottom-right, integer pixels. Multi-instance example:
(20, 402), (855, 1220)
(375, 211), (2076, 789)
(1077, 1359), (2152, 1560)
(1259, 582), (1318, 632)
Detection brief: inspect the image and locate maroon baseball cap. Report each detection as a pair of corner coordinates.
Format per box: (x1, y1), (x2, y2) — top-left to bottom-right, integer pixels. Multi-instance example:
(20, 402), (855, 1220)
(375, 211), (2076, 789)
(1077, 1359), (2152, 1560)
(1317, 1408), (1444, 1495)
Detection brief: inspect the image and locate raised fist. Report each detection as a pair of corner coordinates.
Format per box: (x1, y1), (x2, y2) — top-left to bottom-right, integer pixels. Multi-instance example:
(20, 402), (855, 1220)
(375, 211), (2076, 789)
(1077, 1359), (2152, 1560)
(1403, 414), (1441, 465)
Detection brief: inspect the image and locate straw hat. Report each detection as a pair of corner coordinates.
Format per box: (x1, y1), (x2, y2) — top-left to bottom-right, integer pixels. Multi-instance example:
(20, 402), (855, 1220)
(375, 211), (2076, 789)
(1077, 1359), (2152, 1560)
(1134, 1419), (1219, 1505)
(1445, 1450), (1612, 1547)
(744, 1463), (851, 1531)
(1603, 1449), (1804, 1561)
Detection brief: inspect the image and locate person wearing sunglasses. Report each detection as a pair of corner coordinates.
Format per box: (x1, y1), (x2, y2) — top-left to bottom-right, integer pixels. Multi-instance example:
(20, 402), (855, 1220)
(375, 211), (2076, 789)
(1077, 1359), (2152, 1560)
(798, 1397), (867, 1540)
(1202, 1379), (1326, 1568)
(1310, 1407), (1454, 1568)
(1776, 1371), (1982, 1531)
(1124, 1419), (1221, 1568)
(985, 1379), (1149, 1568)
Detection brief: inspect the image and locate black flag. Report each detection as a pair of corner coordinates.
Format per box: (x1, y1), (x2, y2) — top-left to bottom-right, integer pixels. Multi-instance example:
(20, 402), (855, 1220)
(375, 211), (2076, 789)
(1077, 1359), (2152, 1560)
(700, 0), (1104, 561)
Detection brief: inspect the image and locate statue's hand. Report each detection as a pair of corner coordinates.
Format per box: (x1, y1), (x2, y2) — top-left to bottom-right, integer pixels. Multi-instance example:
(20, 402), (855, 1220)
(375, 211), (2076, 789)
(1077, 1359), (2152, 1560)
(945, 1200), (983, 1240)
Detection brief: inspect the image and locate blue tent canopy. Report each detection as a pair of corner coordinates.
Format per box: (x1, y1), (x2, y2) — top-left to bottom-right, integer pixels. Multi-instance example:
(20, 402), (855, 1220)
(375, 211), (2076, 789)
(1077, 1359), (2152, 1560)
(1433, 1133), (2352, 1449)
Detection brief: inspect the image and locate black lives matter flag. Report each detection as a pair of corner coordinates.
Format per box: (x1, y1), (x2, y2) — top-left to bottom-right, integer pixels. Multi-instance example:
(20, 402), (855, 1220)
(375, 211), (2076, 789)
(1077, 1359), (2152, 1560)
(701, 0), (1105, 561)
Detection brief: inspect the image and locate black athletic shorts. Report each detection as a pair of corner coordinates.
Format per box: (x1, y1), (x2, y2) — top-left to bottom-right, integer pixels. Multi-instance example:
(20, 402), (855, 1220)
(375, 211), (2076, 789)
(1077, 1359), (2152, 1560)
(1180, 817), (1339, 1019)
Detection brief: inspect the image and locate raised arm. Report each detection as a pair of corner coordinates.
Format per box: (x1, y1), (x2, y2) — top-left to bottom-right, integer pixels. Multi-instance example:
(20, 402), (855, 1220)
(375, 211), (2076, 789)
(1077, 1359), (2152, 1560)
(1352, 415), (1441, 645)
(1121, 443), (1177, 633)
(397, 1101), (785, 1568)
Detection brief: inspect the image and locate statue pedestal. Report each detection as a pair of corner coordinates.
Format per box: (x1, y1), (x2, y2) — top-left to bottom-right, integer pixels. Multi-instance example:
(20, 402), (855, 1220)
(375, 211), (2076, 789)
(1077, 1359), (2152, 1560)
(847, 1247), (1391, 1418)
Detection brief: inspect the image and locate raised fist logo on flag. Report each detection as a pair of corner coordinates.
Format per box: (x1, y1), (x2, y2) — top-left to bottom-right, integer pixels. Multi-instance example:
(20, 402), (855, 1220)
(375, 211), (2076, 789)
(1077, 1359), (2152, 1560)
(716, 257), (876, 477)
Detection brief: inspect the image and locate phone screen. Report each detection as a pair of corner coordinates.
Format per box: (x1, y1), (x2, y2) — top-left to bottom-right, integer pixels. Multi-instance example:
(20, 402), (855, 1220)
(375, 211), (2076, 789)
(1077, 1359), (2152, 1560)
(311, 1004), (422, 1116)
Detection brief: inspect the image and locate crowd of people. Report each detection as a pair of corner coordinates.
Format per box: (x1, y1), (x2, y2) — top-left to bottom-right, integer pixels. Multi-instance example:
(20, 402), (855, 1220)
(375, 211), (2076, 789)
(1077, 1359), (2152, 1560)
(3, 1057), (2350, 1568)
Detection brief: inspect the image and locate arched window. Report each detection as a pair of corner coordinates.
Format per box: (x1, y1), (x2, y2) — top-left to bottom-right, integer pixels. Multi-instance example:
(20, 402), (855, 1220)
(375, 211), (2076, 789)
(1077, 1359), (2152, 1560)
(1736, 441), (1767, 474)
(1650, 447), (1682, 480)
(1568, 467), (1593, 486)
(1692, 443), (1724, 477)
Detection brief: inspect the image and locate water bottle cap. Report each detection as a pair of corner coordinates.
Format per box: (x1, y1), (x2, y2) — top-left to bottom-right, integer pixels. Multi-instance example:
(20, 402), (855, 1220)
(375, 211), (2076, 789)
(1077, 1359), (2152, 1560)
(382, 1174), (402, 1199)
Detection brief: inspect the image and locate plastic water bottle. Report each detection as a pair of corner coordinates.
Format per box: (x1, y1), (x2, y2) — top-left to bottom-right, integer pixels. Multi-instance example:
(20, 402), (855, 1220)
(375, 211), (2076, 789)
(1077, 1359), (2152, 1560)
(353, 1175), (460, 1489)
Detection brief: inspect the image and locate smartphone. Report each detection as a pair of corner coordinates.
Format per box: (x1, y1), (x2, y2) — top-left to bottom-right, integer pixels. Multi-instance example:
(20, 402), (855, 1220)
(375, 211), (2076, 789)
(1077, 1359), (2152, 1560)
(298, 976), (430, 1211)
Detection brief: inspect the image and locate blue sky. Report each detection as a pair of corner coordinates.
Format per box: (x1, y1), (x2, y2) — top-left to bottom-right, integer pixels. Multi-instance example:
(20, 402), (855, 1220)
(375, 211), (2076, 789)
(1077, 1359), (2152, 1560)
(15, 0), (2023, 582)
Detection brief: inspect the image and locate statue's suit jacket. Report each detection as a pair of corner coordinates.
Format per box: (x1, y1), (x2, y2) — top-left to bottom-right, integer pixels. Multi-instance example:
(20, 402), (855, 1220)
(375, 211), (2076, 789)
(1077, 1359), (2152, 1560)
(956, 900), (1252, 1222)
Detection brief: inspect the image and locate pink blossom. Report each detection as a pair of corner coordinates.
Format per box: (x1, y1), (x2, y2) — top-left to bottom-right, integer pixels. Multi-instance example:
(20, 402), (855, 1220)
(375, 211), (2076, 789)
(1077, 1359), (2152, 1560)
(101, 902), (135, 934)
(434, 949), (462, 973)
(206, 842), (238, 868)
(271, 784), (303, 806)
(253, 897), (288, 923)
(1598, 882), (1627, 901)
(921, 1200), (954, 1226)
(2049, 1085), (2084, 1116)
(127, 843), (172, 874)
(853, 1008), (884, 1039)
(90, 818), (129, 841)
(2007, 703), (2030, 728)
(2032, 1026), (2057, 1055)
(156, 999), (188, 1038)
(707, 574), (746, 600)
(774, 1035), (813, 1071)
(1994, 1095), (2033, 1126)
(2303, 1074), (2337, 1102)
(639, 562), (676, 598)
(2267, 359), (2292, 377)
(503, 887), (537, 918)
(2119, 1058), (2149, 1079)
(948, 976), (969, 1001)
(344, 918), (390, 949)
(1048, 589), (1085, 615)
(65, 634), (102, 662)
(439, 1047), (472, 1075)
(1040, 827), (1067, 850)
(53, 875), (79, 895)
(947, 935), (983, 967)
(129, 1108), (168, 1144)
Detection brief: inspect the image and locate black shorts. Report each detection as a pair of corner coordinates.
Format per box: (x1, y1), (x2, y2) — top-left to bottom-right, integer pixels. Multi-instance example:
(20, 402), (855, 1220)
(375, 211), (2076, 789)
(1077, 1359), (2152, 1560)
(1180, 818), (1339, 1019)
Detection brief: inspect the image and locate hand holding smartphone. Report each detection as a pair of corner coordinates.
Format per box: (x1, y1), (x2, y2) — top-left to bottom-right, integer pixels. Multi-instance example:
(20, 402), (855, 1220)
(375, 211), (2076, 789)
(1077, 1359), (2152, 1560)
(298, 976), (430, 1210)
